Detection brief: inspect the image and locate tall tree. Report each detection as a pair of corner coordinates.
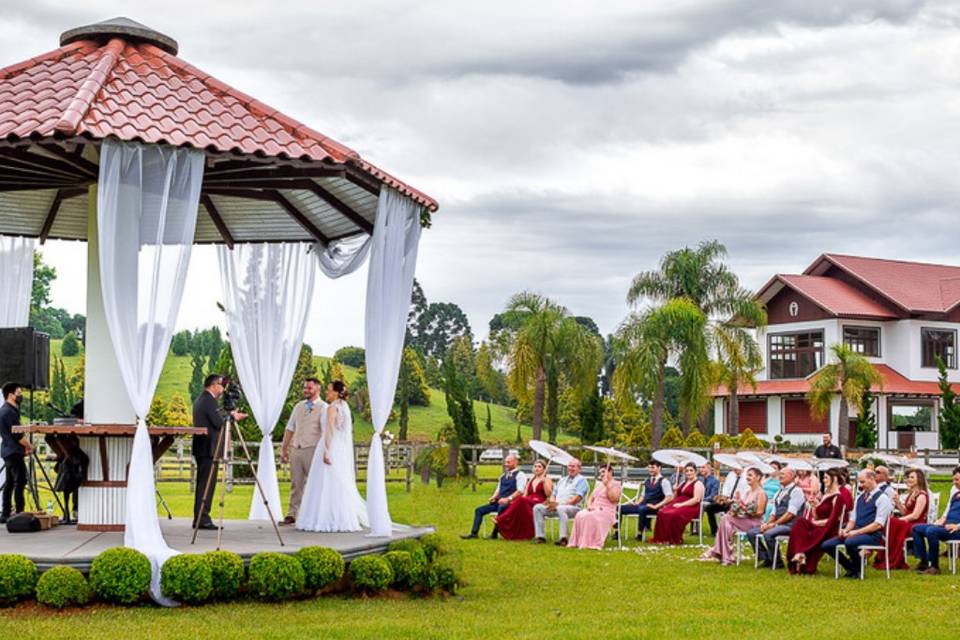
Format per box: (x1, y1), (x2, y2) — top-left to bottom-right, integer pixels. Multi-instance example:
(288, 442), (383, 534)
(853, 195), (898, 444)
(937, 356), (960, 449)
(807, 344), (883, 449)
(405, 279), (473, 359)
(712, 324), (763, 435)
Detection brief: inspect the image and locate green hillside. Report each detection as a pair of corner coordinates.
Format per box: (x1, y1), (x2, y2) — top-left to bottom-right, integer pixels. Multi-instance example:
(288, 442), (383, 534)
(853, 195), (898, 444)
(47, 340), (527, 444)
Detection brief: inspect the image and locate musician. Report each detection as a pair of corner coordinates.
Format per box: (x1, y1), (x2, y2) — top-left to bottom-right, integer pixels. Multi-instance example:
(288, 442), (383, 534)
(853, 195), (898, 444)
(192, 374), (246, 529)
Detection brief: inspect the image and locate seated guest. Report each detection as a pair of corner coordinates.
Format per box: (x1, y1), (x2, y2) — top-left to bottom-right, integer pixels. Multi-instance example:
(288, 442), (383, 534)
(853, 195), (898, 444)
(699, 467), (767, 565)
(699, 463), (720, 502)
(874, 465), (896, 501)
(796, 469), (821, 503)
(762, 461), (783, 520)
(497, 459), (552, 541)
(874, 468), (928, 570)
(747, 467), (804, 567)
(620, 459), (673, 541)
(651, 462), (705, 545)
(704, 466), (745, 537)
(462, 453), (527, 539)
(787, 468), (853, 574)
(821, 469), (892, 578)
(912, 466), (960, 575)
(534, 458), (589, 545)
(567, 464), (621, 550)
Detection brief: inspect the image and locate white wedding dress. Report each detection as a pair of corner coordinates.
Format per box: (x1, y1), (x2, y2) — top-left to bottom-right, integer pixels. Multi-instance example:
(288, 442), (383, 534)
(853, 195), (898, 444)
(296, 399), (369, 532)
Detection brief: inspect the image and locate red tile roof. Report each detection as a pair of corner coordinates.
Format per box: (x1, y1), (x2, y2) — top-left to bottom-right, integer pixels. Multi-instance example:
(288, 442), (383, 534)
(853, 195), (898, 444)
(0, 35), (437, 210)
(806, 254), (960, 313)
(713, 364), (959, 397)
(772, 275), (899, 319)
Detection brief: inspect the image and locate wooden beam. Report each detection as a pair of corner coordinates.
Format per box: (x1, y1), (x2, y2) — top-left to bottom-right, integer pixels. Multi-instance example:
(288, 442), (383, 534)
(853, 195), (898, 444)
(0, 147), (94, 179)
(0, 152), (83, 180)
(270, 191), (330, 246)
(203, 165), (346, 181)
(291, 180), (373, 234)
(0, 183), (86, 192)
(200, 194), (235, 249)
(39, 190), (66, 245)
(343, 168), (381, 197)
(201, 188), (278, 202)
(36, 143), (99, 177)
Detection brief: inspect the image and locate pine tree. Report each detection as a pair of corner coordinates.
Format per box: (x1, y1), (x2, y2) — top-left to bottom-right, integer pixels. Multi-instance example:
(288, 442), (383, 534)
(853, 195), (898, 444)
(188, 351), (206, 402)
(61, 330), (80, 357)
(167, 393), (192, 427)
(147, 396), (169, 425)
(557, 386), (580, 435)
(579, 391), (604, 444)
(938, 356), (960, 449)
(485, 403), (493, 432)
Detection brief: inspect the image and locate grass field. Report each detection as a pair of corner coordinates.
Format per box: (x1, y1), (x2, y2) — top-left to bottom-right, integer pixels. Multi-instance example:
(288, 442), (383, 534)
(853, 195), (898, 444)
(5, 476), (960, 639)
(48, 341), (526, 444)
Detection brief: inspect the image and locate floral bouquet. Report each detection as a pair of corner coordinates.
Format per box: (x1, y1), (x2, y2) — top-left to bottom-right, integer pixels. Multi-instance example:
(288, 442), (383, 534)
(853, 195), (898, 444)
(730, 498), (757, 518)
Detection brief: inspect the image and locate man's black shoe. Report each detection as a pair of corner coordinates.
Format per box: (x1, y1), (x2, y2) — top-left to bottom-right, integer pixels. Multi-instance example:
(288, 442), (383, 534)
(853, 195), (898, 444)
(0, 517), (7, 525)
(844, 570), (859, 579)
(759, 559), (773, 568)
(915, 562), (929, 572)
(460, 533), (478, 540)
(635, 533), (644, 541)
(554, 537), (568, 546)
(197, 522), (219, 531)
(534, 537), (546, 544)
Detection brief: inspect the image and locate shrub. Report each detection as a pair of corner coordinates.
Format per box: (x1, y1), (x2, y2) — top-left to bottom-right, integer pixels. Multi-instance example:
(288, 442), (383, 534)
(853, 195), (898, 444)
(383, 551), (415, 589)
(659, 426), (685, 448)
(738, 428), (765, 450)
(429, 557), (462, 594)
(295, 547), (345, 592)
(247, 552), (305, 601)
(89, 548), (151, 605)
(348, 555), (393, 593)
(684, 430), (707, 448)
(161, 554), (212, 604)
(418, 533), (444, 562)
(387, 539), (428, 583)
(35, 566), (90, 609)
(0, 554), (38, 605)
(203, 551), (244, 601)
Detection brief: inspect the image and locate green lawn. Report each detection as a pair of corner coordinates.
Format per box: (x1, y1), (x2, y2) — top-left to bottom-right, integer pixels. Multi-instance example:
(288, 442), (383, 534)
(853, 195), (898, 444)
(47, 342), (525, 444)
(5, 478), (960, 639)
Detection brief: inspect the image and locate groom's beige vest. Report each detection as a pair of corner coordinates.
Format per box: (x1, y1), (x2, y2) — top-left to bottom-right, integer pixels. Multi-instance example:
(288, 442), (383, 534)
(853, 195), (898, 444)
(289, 399), (324, 449)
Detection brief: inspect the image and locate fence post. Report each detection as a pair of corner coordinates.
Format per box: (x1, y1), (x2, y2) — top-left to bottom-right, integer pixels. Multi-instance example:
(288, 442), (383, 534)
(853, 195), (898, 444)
(405, 444), (412, 493)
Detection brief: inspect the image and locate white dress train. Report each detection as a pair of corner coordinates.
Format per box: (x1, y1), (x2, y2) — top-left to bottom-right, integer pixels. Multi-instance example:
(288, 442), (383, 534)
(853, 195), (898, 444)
(296, 399), (369, 532)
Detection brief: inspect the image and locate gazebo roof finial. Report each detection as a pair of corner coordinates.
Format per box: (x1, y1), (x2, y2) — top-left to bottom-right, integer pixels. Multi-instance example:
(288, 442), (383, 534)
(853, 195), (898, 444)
(60, 16), (178, 55)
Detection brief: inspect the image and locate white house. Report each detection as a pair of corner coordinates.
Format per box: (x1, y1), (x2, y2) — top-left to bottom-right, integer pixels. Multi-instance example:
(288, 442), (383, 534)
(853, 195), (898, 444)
(712, 253), (960, 448)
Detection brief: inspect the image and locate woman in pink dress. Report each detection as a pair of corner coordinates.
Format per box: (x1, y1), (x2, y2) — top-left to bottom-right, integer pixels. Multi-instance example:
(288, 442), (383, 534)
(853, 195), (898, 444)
(796, 469), (821, 504)
(699, 467), (767, 565)
(496, 459), (552, 541)
(567, 464), (621, 550)
(651, 462), (705, 545)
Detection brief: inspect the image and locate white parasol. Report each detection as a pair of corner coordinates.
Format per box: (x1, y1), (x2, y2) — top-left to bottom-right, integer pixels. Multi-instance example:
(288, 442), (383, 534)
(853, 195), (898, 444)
(905, 459), (937, 475)
(784, 458), (814, 472)
(812, 457), (848, 470)
(652, 449), (708, 468)
(583, 445), (639, 462)
(714, 453), (744, 470)
(868, 453), (910, 468)
(528, 440), (575, 465)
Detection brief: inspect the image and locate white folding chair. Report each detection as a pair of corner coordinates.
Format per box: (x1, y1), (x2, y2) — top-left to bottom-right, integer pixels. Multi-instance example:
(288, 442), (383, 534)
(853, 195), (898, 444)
(617, 482), (643, 548)
(735, 531), (752, 566)
(857, 516), (892, 580)
(689, 500), (705, 545)
(769, 536), (790, 570)
(947, 540), (960, 575)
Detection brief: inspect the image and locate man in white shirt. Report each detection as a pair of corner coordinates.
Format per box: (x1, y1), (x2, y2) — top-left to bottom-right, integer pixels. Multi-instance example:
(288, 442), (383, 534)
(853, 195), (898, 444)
(533, 459), (589, 545)
(820, 469), (892, 578)
(746, 467), (805, 568)
(874, 466), (896, 501)
(704, 467), (745, 536)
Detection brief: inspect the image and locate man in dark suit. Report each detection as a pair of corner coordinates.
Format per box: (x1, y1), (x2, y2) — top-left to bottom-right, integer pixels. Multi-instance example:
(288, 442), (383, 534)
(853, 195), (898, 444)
(0, 381), (32, 523)
(192, 373), (245, 529)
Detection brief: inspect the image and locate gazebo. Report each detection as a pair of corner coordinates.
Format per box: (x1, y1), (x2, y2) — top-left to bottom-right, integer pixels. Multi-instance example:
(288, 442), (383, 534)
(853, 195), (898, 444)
(0, 17), (436, 602)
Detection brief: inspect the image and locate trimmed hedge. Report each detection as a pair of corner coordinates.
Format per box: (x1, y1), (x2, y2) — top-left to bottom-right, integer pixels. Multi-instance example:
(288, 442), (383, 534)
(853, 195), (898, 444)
(386, 539), (428, 585)
(383, 551), (415, 589)
(429, 556), (461, 594)
(161, 554), (212, 604)
(419, 533), (443, 562)
(0, 554), (38, 606)
(35, 566), (91, 609)
(89, 547), (151, 605)
(204, 550), (244, 601)
(348, 555), (393, 593)
(296, 546), (345, 592)
(248, 552), (305, 601)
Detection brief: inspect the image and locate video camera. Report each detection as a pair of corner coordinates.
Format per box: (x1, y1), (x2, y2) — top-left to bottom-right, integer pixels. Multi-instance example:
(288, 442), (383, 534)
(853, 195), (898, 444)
(221, 376), (244, 413)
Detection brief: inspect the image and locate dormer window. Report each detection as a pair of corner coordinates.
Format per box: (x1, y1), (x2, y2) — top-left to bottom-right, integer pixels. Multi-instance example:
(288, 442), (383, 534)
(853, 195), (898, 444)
(769, 330), (824, 379)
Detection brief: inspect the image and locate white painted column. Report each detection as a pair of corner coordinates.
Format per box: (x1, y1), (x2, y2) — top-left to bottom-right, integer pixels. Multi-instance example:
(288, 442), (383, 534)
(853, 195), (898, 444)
(767, 396), (782, 437)
(84, 185), (135, 424)
(713, 398), (724, 434)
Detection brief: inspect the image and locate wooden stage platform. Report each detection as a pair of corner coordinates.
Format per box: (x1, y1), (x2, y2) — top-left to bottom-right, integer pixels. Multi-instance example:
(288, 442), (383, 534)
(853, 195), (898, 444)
(0, 518), (434, 571)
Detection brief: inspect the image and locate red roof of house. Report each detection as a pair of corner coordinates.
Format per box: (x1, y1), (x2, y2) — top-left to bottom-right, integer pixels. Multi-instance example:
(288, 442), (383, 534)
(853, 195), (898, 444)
(713, 364), (960, 397)
(766, 274), (900, 319)
(0, 19), (437, 210)
(805, 254), (960, 314)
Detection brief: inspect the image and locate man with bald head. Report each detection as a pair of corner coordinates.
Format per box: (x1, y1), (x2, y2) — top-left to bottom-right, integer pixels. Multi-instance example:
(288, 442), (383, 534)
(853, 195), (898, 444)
(874, 466), (896, 501)
(821, 469), (892, 578)
(746, 467), (805, 567)
(462, 453), (527, 539)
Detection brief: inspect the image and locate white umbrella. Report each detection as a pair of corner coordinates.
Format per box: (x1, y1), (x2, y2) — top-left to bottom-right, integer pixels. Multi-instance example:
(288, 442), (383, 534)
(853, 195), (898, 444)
(528, 440), (575, 465)
(812, 458), (849, 470)
(714, 453), (744, 470)
(905, 459), (937, 475)
(583, 445), (639, 462)
(785, 458), (814, 472)
(869, 453), (909, 468)
(653, 449), (708, 468)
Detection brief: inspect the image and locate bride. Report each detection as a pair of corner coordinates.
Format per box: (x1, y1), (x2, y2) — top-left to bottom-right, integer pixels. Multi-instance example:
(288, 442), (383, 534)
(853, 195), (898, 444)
(296, 380), (369, 532)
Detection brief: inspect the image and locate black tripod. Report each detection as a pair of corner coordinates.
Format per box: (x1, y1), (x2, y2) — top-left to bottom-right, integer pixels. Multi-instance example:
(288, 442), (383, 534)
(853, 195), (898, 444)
(190, 416), (284, 549)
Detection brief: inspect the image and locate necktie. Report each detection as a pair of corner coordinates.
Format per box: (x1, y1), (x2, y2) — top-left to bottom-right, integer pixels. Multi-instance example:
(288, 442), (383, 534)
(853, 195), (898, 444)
(730, 475), (740, 498)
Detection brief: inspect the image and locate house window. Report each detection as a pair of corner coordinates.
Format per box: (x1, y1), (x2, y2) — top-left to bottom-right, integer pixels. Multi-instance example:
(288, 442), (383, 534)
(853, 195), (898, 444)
(888, 402), (935, 432)
(768, 330), (824, 379)
(921, 328), (956, 369)
(843, 326), (880, 357)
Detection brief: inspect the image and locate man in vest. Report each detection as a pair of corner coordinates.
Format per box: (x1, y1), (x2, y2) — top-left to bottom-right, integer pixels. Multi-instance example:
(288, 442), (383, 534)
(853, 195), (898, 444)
(912, 466), (960, 574)
(746, 467), (805, 567)
(821, 469), (892, 578)
(280, 377), (325, 525)
(462, 453), (527, 539)
(620, 460), (673, 540)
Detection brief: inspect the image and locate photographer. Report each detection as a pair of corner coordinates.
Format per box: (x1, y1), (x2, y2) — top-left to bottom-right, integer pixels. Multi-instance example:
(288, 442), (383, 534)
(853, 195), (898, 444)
(192, 374), (246, 530)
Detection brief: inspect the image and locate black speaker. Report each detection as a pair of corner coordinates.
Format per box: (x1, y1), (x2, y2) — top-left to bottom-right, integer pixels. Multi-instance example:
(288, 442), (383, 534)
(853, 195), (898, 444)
(0, 327), (50, 390)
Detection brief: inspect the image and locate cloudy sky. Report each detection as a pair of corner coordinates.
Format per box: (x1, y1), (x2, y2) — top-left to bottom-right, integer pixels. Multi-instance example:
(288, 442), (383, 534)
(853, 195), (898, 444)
(4, 1), (960, 354)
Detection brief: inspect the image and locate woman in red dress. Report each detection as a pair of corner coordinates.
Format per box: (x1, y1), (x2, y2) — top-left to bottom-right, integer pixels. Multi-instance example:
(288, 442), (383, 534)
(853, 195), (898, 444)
(787, 468), (852, 574)
(496, 459), (552, 540)
(651, 462), (704, 545)
(874, 469), (928, 570)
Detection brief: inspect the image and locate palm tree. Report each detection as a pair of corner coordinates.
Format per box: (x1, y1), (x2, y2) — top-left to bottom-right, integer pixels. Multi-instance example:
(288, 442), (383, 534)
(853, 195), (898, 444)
(625, 240), (766, 434)
(712, 324), (763, 435)
(807, 344), (883, 449)
(500, 292), (602, 441)
(613, 298), (708, 447)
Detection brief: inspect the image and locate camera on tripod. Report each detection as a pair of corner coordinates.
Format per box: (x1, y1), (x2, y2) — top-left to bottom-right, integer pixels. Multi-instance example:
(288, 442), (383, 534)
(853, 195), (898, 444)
(221, 376), (244, 413)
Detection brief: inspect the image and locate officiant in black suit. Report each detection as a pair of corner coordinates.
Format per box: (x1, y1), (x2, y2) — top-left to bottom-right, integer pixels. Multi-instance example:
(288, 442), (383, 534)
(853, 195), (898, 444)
(192, 373), (246, 529)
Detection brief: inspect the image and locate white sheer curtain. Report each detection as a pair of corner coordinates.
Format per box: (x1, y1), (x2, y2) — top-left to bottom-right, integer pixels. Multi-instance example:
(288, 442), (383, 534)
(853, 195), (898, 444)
(314, 234), (371, 278)
(98, 138), (204, 605)
(364, 187), (423, 536)
(217, 242), (315, 521)
(0, 235), (34, 327)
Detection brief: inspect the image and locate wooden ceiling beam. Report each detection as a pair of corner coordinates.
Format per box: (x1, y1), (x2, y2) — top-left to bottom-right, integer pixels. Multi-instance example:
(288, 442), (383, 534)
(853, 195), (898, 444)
(201, 187), (278, 202)
(200, 194), (235, 249)
(38, 189), (66, 245)
(36, 143), (99, 177)
(270, 191), (330, 246)
(203, 165), (346, 180)
(343, 168), (381, 198)
(291, 180), (373, 234)
(0, 151), (85, 180)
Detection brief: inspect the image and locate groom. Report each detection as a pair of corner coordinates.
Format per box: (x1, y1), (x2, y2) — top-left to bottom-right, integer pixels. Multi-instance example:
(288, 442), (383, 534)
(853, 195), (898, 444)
(280, 377), (326, 525)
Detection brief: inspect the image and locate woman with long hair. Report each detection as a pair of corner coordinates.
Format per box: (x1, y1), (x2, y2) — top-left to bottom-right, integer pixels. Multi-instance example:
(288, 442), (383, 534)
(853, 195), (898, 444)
(874, 468), (929, 570)
(651, 462), (705, 545)
(699, 467), (767, 564)
(567, 464), (621, 550)
(496, 459), (553, 540)
(786, 467), (852, 574)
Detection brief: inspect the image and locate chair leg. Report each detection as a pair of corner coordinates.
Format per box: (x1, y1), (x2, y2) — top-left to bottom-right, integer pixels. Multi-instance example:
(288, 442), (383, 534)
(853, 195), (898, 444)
(754, 537), (761, 569)
(736, 535), (742, 567)
(834, 546), (841, 580)
(771, 541), (778, 571)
